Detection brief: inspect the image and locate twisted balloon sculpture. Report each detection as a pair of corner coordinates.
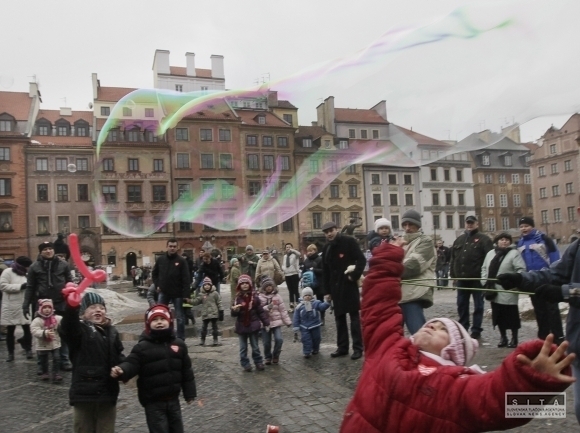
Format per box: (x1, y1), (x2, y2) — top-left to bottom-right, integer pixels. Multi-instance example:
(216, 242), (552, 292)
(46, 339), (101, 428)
(61, 233), (107, 307)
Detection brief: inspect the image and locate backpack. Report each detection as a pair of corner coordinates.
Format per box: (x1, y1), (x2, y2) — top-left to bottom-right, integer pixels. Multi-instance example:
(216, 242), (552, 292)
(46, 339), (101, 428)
(301, 270), (318, 289)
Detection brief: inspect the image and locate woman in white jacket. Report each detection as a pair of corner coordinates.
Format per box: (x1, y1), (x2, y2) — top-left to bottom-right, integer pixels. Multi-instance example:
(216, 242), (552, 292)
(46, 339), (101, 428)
(0, 256), (33, 361)
(481, 233), (526, 348)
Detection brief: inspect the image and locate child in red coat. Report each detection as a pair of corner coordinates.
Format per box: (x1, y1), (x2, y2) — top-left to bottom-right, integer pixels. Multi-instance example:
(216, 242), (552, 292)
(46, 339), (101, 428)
(340, 239), (575, 433)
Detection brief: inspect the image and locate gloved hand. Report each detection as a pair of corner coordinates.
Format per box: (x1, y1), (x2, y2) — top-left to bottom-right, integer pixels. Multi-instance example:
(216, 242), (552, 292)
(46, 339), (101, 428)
(20, 283), (27, 291)
(536, 285), (564, 303)
(22, 308), (29, 320)
(496, 273), (523, 290)
(218, 310), (224, 321)
(344, 265), (356, 275)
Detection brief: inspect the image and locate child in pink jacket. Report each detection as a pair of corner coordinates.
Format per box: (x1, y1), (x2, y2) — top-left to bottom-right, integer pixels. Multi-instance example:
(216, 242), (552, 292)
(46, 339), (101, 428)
(259, 278), (292, 365)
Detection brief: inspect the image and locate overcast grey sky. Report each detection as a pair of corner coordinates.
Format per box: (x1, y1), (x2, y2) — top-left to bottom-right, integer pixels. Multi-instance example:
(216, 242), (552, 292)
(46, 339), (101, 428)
(1, 0), (577, 143)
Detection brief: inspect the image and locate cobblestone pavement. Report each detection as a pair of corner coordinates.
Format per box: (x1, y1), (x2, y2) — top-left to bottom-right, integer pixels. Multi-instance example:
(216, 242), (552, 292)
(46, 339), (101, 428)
(1, 285), (577, 432)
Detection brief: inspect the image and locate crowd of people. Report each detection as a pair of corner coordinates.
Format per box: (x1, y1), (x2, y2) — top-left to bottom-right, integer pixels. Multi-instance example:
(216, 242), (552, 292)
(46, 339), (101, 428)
(2, 210), (580, 431)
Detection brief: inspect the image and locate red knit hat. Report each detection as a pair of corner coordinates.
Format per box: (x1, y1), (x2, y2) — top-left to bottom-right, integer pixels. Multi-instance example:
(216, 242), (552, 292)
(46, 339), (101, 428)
(145, 305), (173, 332)
(236, 274), (253, 292)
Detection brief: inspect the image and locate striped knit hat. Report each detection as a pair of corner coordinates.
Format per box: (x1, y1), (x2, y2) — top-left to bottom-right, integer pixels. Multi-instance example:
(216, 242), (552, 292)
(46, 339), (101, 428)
(236, 274), (253, 292)
(202, 277), (213, 288)
(80, 292), (106, 314)
(145, 304), (173, 333)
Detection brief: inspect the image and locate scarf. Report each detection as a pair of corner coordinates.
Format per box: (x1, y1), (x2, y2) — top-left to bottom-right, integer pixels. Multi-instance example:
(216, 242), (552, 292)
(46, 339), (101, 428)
(42, 258), (54, 288)
(486, 247), (511, 289)
(11, 261), (27, 276)
(239, 291), (254, 327)
(286, 252), (291, 268)
(303, 300), (313, 312)
(37, 309), (58, 338)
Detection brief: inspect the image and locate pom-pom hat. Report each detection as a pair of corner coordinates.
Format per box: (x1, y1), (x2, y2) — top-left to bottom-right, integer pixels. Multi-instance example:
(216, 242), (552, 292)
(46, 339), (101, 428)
(301, 287), (314, 297)
(236, 274), (253, 292)
(423, 318), (478, 366)
(374, 218), (392, 232)
(144, 304), (173, 333)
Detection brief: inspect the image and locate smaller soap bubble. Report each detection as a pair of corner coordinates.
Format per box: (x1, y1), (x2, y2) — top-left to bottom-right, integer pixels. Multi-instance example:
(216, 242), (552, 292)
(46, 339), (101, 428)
(67, 164), (77, 173)
(0, 75), (14, 89)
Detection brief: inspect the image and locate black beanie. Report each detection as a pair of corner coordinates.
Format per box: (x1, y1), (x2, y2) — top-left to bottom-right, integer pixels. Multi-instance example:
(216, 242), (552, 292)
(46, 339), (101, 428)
(15, 256), (33, 267)
(38, 242), (54, 253)
(519, 217), (535, 227)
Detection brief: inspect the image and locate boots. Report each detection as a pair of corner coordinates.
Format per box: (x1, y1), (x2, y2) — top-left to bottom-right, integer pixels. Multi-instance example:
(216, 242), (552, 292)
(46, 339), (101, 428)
(497, 335), (508, 348)
(212, 338), (221, 346)
(508, 331), (518, 348)
(198, 339), (205, 346)
(26, 350), (34, 360)
(6, 352), (14, 362)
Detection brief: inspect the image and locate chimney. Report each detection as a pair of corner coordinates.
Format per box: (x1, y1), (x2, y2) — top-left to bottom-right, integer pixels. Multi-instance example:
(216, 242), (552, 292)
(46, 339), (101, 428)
(60, 107), (72, 116)
(267, 91), (278, 107)
(211, 55), (225, 79)
(91, 73), (99, 100)
(186, 52), (196, 76)
(311, 121), (318, 127)
(371, 100), (388, 121)
(153, 49), (170, 75)
(29, 82), (39, 98)
(325, 96), (335, 134)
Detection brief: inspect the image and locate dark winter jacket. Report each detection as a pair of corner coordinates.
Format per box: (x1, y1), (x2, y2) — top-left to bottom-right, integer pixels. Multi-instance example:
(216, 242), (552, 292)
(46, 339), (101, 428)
(340, 242), (571, 433)
(195, 258), (224, 288)
(117, 331), (196, 407)
(152, 253), (191, 299)
(303, 252), (324, 300)
(53, 238), (71, 261)
(231, 291), (269, 334)
(517, 229), (560, 271)
(449, 229), (493, 279)
(322, 234), (366, 316)
(59, 305), (125, 406)
(24, 256), (72, 313)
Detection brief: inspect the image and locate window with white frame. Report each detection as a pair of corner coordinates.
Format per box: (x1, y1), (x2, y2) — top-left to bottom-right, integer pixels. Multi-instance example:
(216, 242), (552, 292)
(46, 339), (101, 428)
(280, 156), (290, 171)
(247, 135), (258, 146)
(222, 183), (234, 200)
(499, 194), (508, 207)
(277, 136), (288, 147)
(501, 217), (510, 231)
(360, 130), (368, 139)
(513, 194), (521, 207)
(566, 183), (574, 194)
(177, 153), (189, 169)
(549, 144), (557, 154)
(177, 184), (191, 199)
(200, 129), (213, 141)
(309, 159), (319, 173)
(482, 155), (490, 165)
(499, 174), (506, 184)
(565, 160), (572, 171)
(328, 160), (338, 173)
(262, 136), (273, 146)
(551, 163), (558, 174)
(568, 206), (576, 221)
(263, 155), (274, 170)
(78, 215), (90, 229)
(541, 210), (548, 223)
(484, 174), (492, 184)
(0, 179), (11, 196)
(37, 216), (49, 234)
(552, 185), (560, 196)
(247, 154), (259, 169)
(302, 138), (312, 148)
(524, 174), (531, 184)
(390, 194), (398, 206)
(330, 184), (339, 198)
(153, 215), (168, 232)
(348, 129), (355, 138)
(486, 218), (496, 231)
(56, 158), (67, 171)
(456, 169), (463, 181)
(57, 184), (69, 201)
(220, 154), (233, 169)
(486, 194), (494, 207)
(219, 129), (231, 141)
(76, 158), (88, 171)
(445, 192), (452, 206)
(554, 208), (562, 222)
(512, 174), (520, 184)
(432, 192), (439, 206)
(446, 215), (453, 229)
(406, 194), (414, 206)
(539, 187), (547, 198)
(526, 193), (533, 206)
(175, 128), (188, 141)
(145, 108), (154, 117)
(175, 84), (183, 92)
(458, 192), (465, 206)
(372, 194), (382, 206)
(539, 166), (545, 176)
(348, 185), (357, 198)
(0, 120), (12, 132)
(338, 140), (348, 149)
(371, 174), (381, 184)
(202, 184), (216, 199)
(372, 130), (379, 139)
(504, 155), (512, 166)
(201, 154), (214, 169)
(0, 148), (9, 161)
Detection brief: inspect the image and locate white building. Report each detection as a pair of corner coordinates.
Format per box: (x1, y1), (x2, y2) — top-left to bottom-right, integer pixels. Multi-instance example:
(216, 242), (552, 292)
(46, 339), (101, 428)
(153, 50), (225, 93)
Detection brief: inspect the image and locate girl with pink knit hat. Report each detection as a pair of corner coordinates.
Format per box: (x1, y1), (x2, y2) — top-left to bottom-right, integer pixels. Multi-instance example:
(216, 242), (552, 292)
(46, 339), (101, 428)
(340, 239), (575, 433)
(30, 299), (62, 382)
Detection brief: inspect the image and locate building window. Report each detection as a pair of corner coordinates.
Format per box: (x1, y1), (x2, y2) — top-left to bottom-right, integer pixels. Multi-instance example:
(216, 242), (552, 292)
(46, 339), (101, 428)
(282, 217), (294, 232)
(274, 136), (288, 147)
(551, 163), (558, 174)
(37, 216), (49, 235)
(498, 174), (506, 184)
(565, 160), (572, 171)
(247, 154), (259, 170)
(372, 130), (379, 139)
(258, 116), (266, 125)
(106, 129), (118, 142)
(371, 174), (381, 184)
(456, 169), (463, 182)
(127, 129), (139, 142)
(326, 160), (338, 173)
(566, 182), (574, 194)
(0, 179), (11, 196)
(177, 184), (191, 199)
(102, 217), (118, 235)
(176, 153), (189, 169)
(459, 215), (465, 227)
(201, 154), (214, 169)
(220, 154), (233, 169)
(128, 158), (139, 171)
(310, 185), (320, 199)
(405, 193), (414, 206)
(280, 156), (290, 171)
(145, 108), (154, 118)
(103, 158), (114, 171)
(486, 194), (494, 207)
(390, 193), (398, 206)
(541, 210), (548, 224)
(338, 140), (348, 149)
(249, 181), (261, 197)
(504, 155), (512, 166)
(0, 120), (12, 132)
(175, 84), (183, 92)
(145, 129), (157, 142)
(484, 174), (492, 184)
(262, 136), (273, 147)
(153, 159), (164, 172)
(360, 130), (368, 139)
(331, 212), (341, 227)
(75, 158), (88, 171)
(264, 155), (275, 170)
(100, 106), (110, 116)
(309, 160), (319, 173)
(56, 158), (67, 171)
(218, 129), (231, 141)
(431, 168), (437, 181)
(102, 185), (117, 202)
(0, 148), (9, 161)
(446, 215), (454, 229)
(38, 125), (49, 135)
(302, 138), (312, 148)
(128, 216), (143, 233)
(57, 184), (69, 201)
(458, 193), (465, 206)
(524, 174), (531, 184)
(552, 185), (560, 196)
(388, 174), (397, 184)
(221, 183), (234, 200)
(346, 165), (356, 174)
(512, 174), (519, 184)
(153, 216), (168, 233)
(127, 185), (142, 202)
(539, 166), (545, 177)
(330, 184), (340, 198)
(482, 154), (490, 165)
(391, 215), (400, 230)
(539, 187), (547, 198)
(122, 107), (132, 117)
(78, 216), (90, 229)
(175, 128), (189, 141)
(200, 129), (213, 141)
(526, 193), (533, 207)
(348, 185), (357, 198)
(283, 114), (293, 124)
(77, 184), (89, 201)
(432, 192), (439, 206)
(499, 194), (508, 207)
(433, 215), (440, 230)
(152, 185), (166, 201)
(37, 184), (48, 201)
(373, 193), (382, 206)
(247, 135), (258, 146)
(554, 208), (562, 222)
(568, 207), (576, 222)
(445, 193), (452, 206)
(179, 222), (193, 231)
(348, 129), (355, 139)
(501, 217), (510, 231)
(312, 213), (322, 230)
(549, 144), (557, 154)
(486, 218), (496, 231)
(404, 174), (412, 185)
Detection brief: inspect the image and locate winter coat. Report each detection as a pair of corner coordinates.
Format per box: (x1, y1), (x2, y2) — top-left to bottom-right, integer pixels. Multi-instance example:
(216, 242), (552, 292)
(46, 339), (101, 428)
(152, 253), (191, 299)
(436, 246), (451, 269)
(519, 239), (580, 366)
(60, 305), (125, 406)
(481, 246), (526, 305)
(195, 258), (224, 287)
(258, 287), (292, 328)
(322, 234), (366, 316)
(281, 249), (301, 276)
(400, 232), (435, 307)
(239, 252), (260, 280)
(31, 314), (62, 351)
(192, 286), (222, 320)
(0, 268), (29, 325)
(255, 256), (282, 285)
(229, 265), (241, 288)
(24, 256), (72, 313)
(517, 229), (560, 271)
(53, 238), (71, 261)
(292, 300), (330, 330)
(117, 331), (196, 407)
(231, 291), (269, 334)
(449, 229), (493, 279)
(340, 242), (571, 433)
(303, 252), (324, 299)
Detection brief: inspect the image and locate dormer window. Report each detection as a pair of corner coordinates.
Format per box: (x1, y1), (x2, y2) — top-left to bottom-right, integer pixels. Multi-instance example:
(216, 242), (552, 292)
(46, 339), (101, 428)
(504, 155), (512, 166)
(303, 138), (312, 148)
(55, 120), (71, 136)
(258, 116), (266, 125)
(37, 120), (51, 136)
(482, 154), (490, 166)
(74, 120), (89, 137)
(0, 114), (14, 132)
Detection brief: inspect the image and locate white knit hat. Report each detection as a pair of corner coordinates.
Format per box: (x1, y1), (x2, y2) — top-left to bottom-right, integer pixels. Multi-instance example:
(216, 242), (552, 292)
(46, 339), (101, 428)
(424, 318), (478, 366)
(374, 218), (391, 232)
(301, 287), (314, 297)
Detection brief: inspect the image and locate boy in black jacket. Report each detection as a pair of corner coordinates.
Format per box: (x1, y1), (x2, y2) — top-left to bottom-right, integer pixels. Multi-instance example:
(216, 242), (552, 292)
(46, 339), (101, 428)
(111, 304), (196, 433)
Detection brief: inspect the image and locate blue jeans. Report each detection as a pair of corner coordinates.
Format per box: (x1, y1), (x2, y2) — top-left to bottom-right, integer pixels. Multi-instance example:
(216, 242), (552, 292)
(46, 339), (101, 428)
(456, 284), (484, 334)
(158, 294), (185, 340)
(300, 326), (321, 355)
(573, 363), (580, 425)
(262, 326), (283, 360)
(238, 332), (263, 368)
(400, 301), (426, 335)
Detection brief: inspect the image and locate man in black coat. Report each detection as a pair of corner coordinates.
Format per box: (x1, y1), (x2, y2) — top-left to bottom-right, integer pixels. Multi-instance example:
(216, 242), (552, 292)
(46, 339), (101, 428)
(194, 253), (224, 293)
(321, 221), (366, 360)
(152, 238), (191, 340)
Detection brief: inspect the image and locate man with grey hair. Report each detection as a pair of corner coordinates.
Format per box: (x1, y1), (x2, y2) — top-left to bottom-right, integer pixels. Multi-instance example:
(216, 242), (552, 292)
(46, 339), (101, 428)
(239, 245), (260, 282)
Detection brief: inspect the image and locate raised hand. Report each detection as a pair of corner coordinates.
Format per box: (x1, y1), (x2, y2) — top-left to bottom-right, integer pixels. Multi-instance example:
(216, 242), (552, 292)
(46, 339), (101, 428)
(516, 334), (576, 383)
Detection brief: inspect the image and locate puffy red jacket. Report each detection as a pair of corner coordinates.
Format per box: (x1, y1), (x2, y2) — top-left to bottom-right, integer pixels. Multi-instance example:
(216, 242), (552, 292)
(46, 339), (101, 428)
(340, 242), (571, 433)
